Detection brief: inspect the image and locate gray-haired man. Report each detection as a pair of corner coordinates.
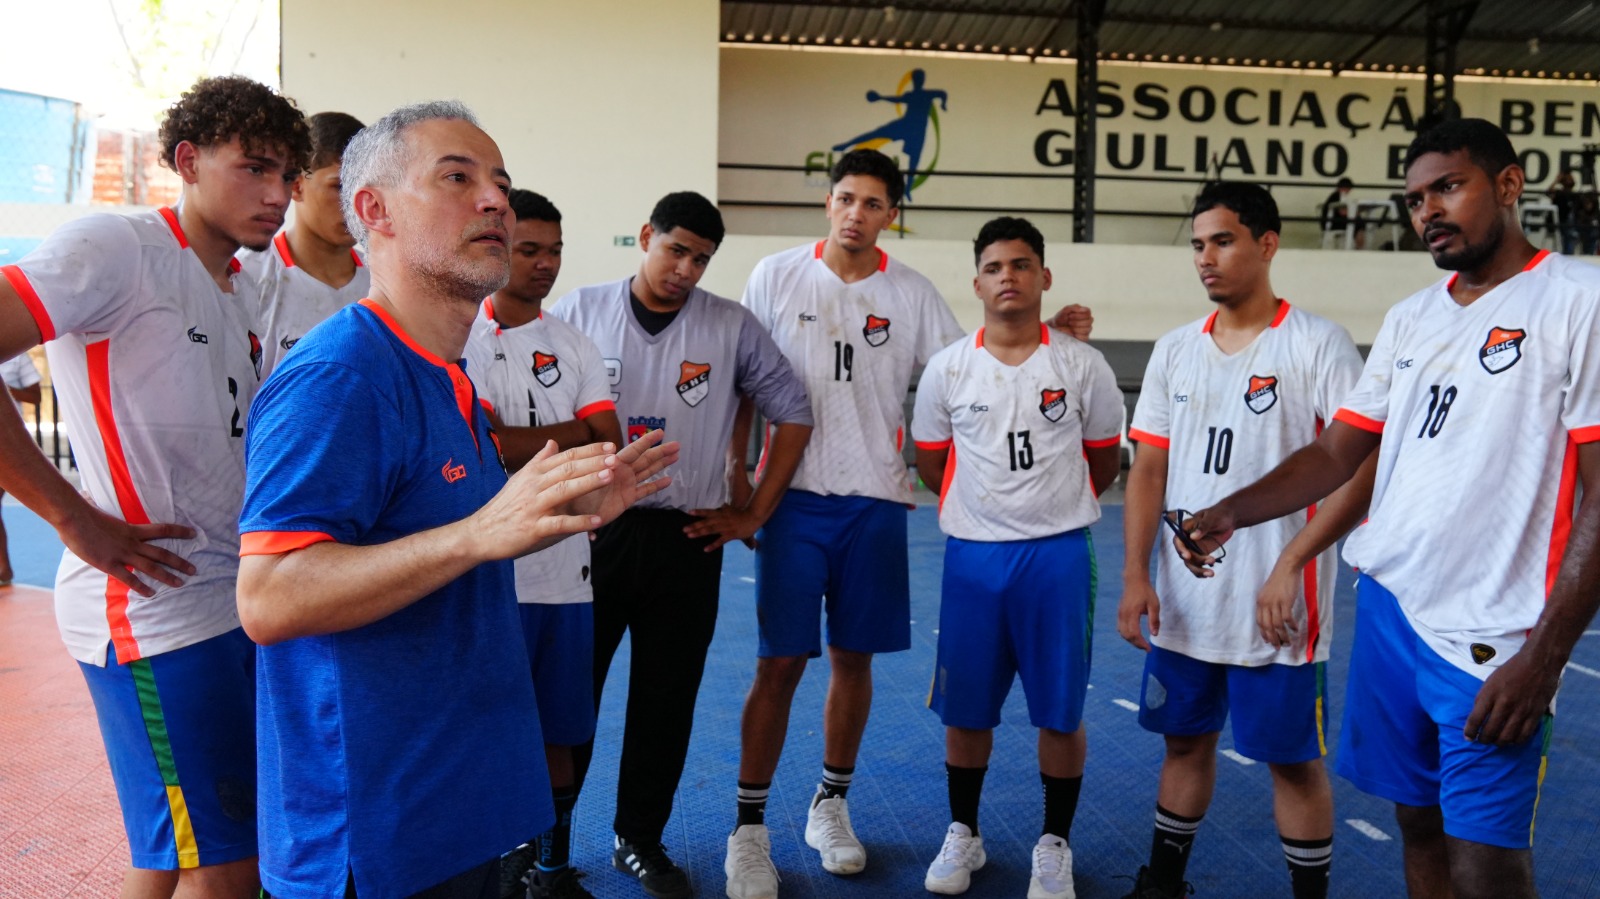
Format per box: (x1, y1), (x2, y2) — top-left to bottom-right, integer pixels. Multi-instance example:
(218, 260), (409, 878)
(237, 101), (678, 898)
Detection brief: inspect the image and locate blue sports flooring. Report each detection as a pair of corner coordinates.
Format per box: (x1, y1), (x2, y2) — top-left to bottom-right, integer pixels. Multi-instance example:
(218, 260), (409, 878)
(3, 499), (1598, 898)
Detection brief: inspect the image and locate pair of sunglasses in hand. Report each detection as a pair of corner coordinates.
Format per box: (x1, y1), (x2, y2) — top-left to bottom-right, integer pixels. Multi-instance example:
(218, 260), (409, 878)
(1162, 509), (1225, 564)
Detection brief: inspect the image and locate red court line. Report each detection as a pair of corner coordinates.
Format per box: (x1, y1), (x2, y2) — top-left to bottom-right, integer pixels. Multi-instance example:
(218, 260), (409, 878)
(0, 585), (127, 897)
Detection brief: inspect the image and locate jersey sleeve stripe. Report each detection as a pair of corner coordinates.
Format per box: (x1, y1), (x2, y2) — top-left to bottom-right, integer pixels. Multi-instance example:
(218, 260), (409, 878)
(1127, 428), (1169, 449)
(576, 400), (616, 420)
(478, 398), (496, 416)
(1569, 424), (1600, 444)
(913, 438), (952, 451)
(1270, 300), (1292, 328)
(1332, 408), (1384, 433)
(240, 530), (336, 556)
(937, 443), (958, 514)
(1082, 435), (1122, 449)
(1, 265), (57, 342)
(1301, 503), (1320, 664)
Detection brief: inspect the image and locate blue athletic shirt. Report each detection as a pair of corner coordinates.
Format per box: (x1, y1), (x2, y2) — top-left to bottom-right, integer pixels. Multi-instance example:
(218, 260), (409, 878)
(239, 299), (552, 898)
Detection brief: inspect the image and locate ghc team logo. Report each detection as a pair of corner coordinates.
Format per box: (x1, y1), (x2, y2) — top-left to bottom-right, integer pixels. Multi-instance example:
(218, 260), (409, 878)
(627, 415), (666, 443)
(863, 314), (891, 347)
(1039, 387), (1067, 422)
(677, 361), (712, 407)
(532, 351), (561, 388)
(249, 331), (263, 380)
(1480, 326), (1526, 374)
(1245, 374), (1279, 414)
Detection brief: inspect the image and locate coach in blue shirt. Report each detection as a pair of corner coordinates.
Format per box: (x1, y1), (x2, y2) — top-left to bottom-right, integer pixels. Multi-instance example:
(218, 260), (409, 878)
(237, 101), (677, 899)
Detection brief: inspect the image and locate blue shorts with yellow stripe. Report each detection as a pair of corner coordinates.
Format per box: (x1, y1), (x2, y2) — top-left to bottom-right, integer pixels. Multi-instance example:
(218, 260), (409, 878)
(79, 628), (257, 869)
(1138, 644), (1328, 765)
(1337, 575), (1552, 850)
(929, 529), (1095, 732)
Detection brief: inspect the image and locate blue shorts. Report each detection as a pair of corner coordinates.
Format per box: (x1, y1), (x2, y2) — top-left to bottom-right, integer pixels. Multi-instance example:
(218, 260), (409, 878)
(519, 603), (596, 747)
(79, 628), (256, 870)
(755, 490), (910, 658)
(1336, 575), (1551, 850)
(929, 530), (1095, 732)
(1138, 644), (1328, 765)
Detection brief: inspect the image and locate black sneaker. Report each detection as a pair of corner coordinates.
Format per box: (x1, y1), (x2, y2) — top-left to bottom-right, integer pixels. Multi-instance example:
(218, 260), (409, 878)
(611, 835), (692, 899)
(526, 867), (595, 899)
(1119, 866), (1194, 899)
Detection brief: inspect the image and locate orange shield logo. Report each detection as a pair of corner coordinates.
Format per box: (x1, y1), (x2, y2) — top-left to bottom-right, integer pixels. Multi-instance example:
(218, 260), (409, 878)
(1479, 326), (1525, 374)
(533, 350), (561, 388)
(1039, 387), (1067, 422)
(677, 360), (711, 407)
(1245, 374), (1278, 414)
(863, 314), (891, 347)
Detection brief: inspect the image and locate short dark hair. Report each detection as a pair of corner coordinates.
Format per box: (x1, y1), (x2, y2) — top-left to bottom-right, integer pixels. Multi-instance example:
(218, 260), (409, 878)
(306, 112), (364, 171)
(649, 191), (724, 246)
(830, 149), (904, 208)
(509, 189), (562, 224)
(1403, 117), (1518, 178)
(1192, 181), (1281, 239)
(1336, 177), (1354, 190)
(159, 76), (311, 173)
(973, 216), (1045, 267)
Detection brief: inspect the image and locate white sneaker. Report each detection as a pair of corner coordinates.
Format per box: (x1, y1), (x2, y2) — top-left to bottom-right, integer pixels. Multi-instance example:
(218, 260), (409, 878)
(724, 824), (780, 899)
(924, 822), (986, 894)
(1027, 834), (1075, 899)
(803, 788), (866, 874)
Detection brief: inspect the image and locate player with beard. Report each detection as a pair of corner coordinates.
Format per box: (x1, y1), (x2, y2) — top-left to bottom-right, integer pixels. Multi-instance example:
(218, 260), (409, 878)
(0, 75), (307, 899)
(463, 188), (621, 899)
(237, 102), (677, 898)
(1179, 119), (1600, 899)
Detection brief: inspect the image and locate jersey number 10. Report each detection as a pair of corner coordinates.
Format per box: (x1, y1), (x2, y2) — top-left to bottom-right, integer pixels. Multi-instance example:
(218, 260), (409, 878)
(1203, 426), (1233, 474)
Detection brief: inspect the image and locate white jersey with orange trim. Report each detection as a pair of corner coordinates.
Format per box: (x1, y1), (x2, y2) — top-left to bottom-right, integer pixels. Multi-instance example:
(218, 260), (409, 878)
(463, 299), (616, 605)
(1337, 251), (1600, 679)
(238, 232), (368, 378)
(1, 353), (41, 413)
(1, 208), (263, 666)
(742, 241), (963, 503)
(1131, 303), (1362, 666)
(912, 324), (1123, 542)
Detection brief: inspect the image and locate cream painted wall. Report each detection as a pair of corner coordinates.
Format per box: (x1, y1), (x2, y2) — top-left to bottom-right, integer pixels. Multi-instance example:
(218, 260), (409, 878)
(702, 236), (1462, 344)
(279, 0), (720, 292)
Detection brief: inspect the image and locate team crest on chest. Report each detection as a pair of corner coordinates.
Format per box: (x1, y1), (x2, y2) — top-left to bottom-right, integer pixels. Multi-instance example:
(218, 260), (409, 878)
(1244, 374), (1278, 414)
(1479, 327), (1526, 374)
(1039, 387), (1067, 422)
(248, 331), (264, 380)
(532, 351), (561, 388)
(677, 360), (711, 407)
(863, 314), (891, 347)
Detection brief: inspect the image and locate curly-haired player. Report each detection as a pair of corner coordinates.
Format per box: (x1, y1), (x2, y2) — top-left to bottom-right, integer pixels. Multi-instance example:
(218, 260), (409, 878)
(0, 75), (306, 898)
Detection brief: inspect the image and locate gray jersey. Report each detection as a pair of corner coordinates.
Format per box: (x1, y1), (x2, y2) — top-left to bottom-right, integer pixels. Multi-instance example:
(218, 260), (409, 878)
(548, 278), (811, 511)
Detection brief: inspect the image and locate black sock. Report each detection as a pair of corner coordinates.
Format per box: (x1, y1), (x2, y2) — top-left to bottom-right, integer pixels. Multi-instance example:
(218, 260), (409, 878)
(819, 763), (854, 800)
(1041, 773), (1082, 841)
(1282, 835), (1332, 899)
(945, 763), (987, 835)
(1149, 804), (1203, 894)
(736, 780), (770, 828)
(535, 786), (578, 881)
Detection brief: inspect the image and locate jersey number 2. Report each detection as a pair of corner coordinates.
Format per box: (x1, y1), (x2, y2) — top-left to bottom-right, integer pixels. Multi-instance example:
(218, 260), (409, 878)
(227, 378), (243, 438)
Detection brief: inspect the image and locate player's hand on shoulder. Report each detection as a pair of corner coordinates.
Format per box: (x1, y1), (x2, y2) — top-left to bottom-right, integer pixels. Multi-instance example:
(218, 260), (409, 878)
(684, 503), (761, 552)
(58, 505), (197, 597)
(1464, 648), (1561, 747)
(1255, 565), (1301, 649)
(1117, 579), (1161, 651)
(1048, 304), (1094, 342)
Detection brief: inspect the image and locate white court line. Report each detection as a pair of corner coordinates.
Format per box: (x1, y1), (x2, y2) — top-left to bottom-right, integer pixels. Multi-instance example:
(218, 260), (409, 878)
(1220, 749), (1256, 766)
(738, 576), (755, 583)
(1566, 662), (1600, 679)
(1345, 819), (1391, 841)
(1113, 698), (1140, 712)
(1584, 630), (1600, 637)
